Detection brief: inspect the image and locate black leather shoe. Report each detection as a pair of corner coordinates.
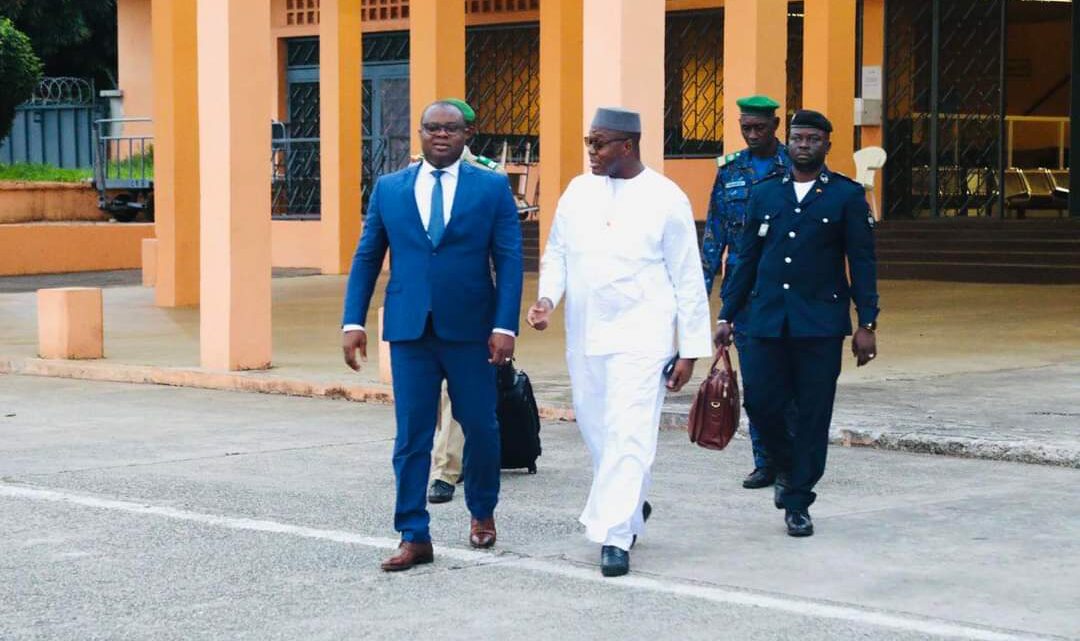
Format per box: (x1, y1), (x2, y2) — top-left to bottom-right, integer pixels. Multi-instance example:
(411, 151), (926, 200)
(631, 501), (652, 549)
(600, 545), (630, 577)
(742, 467), (777, 489)
(427, 480), (455, 504)
(773, 475), (789, 510)
(785, 509), (814, 537)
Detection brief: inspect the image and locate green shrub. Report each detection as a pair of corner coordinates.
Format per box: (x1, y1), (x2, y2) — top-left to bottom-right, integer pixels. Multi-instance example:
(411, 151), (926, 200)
(0, 17), (43, 141)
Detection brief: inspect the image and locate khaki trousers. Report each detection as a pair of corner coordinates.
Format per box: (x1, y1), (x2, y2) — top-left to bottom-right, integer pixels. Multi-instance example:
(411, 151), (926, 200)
(431, 385), (465, 484)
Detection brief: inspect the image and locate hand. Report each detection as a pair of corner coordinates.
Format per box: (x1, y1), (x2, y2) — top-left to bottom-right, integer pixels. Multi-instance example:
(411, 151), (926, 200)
(714, 322), (733, 349)
(489, 332), (515, 365)
(526, 298), (553, 331)
(342, 329), (367, 371)
(852, 327), (877, 367)
(666, 358), (696, 392)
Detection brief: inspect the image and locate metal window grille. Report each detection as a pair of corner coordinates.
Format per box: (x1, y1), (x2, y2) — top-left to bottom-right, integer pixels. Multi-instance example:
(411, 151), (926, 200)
(664, 9), (724, 158)
(884, 0), (1005, 219)
(273, 35), (412, 219)
(465, 23), (540, 163)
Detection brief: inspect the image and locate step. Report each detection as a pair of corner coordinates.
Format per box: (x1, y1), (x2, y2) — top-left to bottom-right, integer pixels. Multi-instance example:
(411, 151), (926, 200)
(876, 238), (1080, 253)
(878, 261), (1080, 284)
(878, 249), (1080, 266)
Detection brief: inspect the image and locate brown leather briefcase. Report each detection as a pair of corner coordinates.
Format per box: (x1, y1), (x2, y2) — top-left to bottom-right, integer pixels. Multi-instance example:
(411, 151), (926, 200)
(687, 345), (740, 450)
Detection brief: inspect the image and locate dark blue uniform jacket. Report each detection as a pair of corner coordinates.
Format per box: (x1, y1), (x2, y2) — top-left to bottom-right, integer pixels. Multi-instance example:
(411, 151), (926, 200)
(720, 166), (879, 338)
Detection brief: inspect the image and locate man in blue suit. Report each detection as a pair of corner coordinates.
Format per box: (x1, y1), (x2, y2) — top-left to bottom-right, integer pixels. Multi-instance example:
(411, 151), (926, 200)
(341, 101), (524, 571)
(716, 110), (879, 538)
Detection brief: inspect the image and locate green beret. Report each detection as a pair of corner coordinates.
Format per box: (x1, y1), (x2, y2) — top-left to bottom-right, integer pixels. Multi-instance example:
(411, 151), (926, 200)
(736, 95), (780, 115)
(442, 98), (476, 123)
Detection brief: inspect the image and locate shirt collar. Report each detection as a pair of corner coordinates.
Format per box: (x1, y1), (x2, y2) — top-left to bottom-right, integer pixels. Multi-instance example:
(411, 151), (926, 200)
(421, 158), (461, 178)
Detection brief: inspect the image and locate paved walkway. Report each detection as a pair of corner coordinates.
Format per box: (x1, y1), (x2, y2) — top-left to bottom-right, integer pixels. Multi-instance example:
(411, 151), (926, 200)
(1, 376), (1077, 641)
(1, 273), (1079, 465)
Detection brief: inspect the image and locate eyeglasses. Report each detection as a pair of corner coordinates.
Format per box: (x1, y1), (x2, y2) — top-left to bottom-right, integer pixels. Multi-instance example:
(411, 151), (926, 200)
(421, 123), (466, 135)
(583, 136), (630, 151)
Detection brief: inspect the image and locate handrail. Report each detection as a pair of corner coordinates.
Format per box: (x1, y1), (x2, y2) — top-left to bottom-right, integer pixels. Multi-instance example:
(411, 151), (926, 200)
(908, 113), (1069, 170)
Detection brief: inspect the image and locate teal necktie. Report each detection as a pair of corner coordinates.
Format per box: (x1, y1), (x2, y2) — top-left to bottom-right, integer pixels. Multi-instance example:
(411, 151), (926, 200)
(428, 169), (446, 247)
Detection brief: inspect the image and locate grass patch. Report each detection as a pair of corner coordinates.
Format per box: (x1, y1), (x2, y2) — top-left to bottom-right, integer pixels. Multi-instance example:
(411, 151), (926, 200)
(0, 162), (92, 183)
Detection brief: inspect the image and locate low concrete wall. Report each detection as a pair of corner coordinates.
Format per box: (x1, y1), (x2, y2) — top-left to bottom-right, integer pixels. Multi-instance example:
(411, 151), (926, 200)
(0, 182), (105, 224)
(0, 223), (155, 276)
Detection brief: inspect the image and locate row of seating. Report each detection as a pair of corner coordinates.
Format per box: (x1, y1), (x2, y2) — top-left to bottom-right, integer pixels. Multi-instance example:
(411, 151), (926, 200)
(909, 166), (1070, 216)
(1004, 168), (1070, 215)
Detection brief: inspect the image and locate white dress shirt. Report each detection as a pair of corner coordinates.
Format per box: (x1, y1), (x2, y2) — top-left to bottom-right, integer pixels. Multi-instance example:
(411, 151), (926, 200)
(343, 157), (513, 337)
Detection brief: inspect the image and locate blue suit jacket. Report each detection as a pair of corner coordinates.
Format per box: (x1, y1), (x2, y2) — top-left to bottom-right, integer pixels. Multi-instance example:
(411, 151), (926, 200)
(342, 161), (524, 342)
(720, 167), (879, 338)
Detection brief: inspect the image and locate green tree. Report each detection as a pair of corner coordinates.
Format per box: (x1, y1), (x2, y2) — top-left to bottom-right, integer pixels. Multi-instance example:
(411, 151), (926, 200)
(0, 0), (116, 89)
(0, 17), (43, 141)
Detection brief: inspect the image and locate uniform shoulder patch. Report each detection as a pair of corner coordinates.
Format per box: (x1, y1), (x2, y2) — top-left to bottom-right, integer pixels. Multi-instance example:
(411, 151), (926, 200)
(716, 153), (737, 168)
(475, 155), (499, 171)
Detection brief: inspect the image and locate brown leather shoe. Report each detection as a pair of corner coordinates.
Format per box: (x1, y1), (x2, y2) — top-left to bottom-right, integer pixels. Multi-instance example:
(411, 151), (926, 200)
(469, 517), (497, 548)
(380, 541), (434, 572)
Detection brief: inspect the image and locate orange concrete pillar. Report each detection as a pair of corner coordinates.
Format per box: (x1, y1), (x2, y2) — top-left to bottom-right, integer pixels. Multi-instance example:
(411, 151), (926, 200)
(151, 0), (200, 307)
(319, 0), (363, 275)
(196, 0), (273, 370)
(141, 238), (158, 286)
(117, 0), (154, 139)
(803, 0), (857, 176)
(582, 0), (665, 171)
(377, 306), (392, 385)
(37, 288), (104, 359)
(860, 0), (885, 209)
(409, 0), (465, 154)
(722, 0), (788, 149)
(538, 0), (583, 257)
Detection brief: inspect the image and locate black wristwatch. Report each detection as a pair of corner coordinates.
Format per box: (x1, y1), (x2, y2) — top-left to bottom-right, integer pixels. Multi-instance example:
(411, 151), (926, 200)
(860, 321), (877, 332)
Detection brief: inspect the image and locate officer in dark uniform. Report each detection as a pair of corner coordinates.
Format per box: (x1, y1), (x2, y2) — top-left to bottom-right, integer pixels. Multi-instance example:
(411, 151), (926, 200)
(702, 94), (792, 490)
(715, 110), (879, 538)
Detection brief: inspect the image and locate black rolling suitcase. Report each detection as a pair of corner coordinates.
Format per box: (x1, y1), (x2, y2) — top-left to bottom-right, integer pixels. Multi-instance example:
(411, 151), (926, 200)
(496, 362), (542, 473)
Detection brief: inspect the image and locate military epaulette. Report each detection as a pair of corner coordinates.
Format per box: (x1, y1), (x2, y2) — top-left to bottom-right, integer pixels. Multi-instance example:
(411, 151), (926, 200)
(474, 155), (500, 171)
(716, 153), (737, 168)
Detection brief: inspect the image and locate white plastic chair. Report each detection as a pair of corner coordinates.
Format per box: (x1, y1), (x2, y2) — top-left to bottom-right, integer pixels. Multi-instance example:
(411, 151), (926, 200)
(853, 146), (887, 221)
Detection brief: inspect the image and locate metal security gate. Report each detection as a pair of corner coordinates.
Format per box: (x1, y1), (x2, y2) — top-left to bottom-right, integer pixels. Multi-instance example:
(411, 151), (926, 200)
(0, 77), (99, 169)
(465, 24), (540, 163)
(884, 0), (1006, 219)
(273, 34), (411, 219)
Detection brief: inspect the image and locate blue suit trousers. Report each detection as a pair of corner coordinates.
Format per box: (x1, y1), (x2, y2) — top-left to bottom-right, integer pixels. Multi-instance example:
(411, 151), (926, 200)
(389, 320), (500, 543)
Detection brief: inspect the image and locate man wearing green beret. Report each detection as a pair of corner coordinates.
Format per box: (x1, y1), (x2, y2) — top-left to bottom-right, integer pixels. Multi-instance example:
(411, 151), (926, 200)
(701, 94), (792, 491)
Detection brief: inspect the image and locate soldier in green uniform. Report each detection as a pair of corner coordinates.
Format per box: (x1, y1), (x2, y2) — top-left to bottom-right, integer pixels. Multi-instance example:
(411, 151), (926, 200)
(702, 95), (793, 490)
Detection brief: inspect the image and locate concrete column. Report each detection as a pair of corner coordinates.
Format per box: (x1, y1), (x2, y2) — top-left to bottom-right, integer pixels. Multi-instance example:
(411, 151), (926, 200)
(722, 0), (788, 149)
(319, 0), (363, 275)
(196, 0), (273, 370)
(409, 0), (465, 154)
(803, 0), (857, 176)
(582, 0), (665, 171)
(151, 0), (200, 307)
(538, 0), (583, 256)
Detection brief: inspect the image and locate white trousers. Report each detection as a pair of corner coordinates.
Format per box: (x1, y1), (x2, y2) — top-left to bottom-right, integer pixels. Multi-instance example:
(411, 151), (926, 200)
(568, 350), (671, 551)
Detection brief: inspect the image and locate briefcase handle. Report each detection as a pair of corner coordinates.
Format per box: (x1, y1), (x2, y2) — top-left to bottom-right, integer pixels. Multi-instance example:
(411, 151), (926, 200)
(710, 345), (733, 375)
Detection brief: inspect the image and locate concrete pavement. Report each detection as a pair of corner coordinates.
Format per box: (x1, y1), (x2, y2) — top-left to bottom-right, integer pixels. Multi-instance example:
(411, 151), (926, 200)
(1, 374), (1078, 640)
(1, 273), (1079, 466)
